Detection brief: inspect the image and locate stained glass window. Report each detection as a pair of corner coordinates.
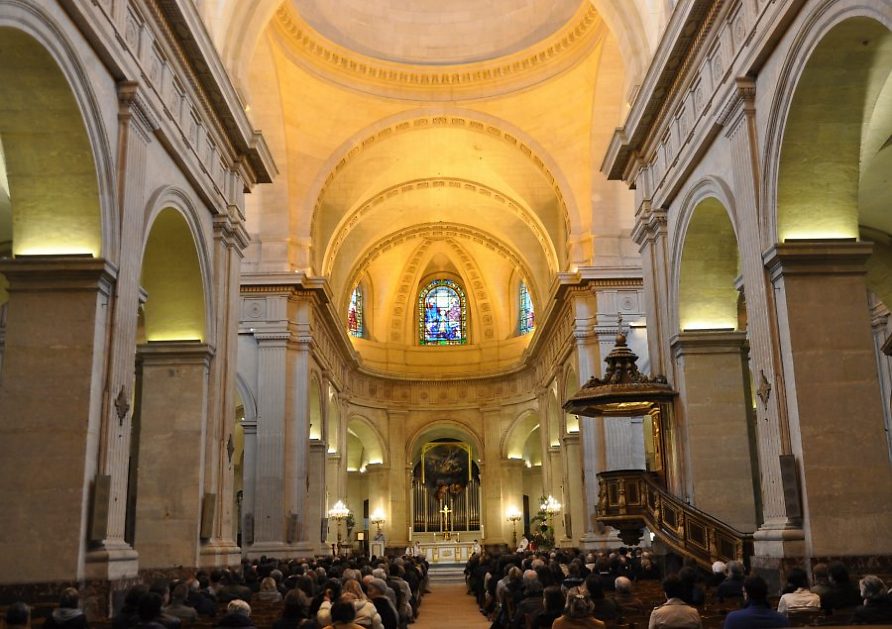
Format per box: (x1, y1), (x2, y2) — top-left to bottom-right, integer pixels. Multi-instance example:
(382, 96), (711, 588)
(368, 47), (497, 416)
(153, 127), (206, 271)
(519, 280), (534, 335)
(348, 286), (363, 337)
(418, 279), (467, 345)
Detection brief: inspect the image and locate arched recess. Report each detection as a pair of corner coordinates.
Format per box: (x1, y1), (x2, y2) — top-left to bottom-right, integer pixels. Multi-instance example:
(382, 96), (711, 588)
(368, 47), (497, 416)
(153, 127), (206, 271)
(770, 13), (892, 242)
(0, 23), (112, 262)
(326, 384), (339, 454)
(141, 207), (208, 342)
(675, 196), (740, 332)
(346, 416), (387, 469)
(305, 108), (579, 267)
(563, 367), (580, 434)
(503, 409), (541, 461)
(309, 374), (323, 440)
(546, 389), (562, 448)
(406, 419), (483, 465)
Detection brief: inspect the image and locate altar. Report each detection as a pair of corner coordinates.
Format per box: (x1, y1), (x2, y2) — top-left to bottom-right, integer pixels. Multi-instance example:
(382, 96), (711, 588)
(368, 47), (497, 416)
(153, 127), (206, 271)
(417, 540), (476, 564)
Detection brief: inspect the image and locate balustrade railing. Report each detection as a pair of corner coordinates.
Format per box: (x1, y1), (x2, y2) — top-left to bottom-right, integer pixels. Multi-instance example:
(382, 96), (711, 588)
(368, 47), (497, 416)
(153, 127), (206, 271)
(597, 470), (753, 569)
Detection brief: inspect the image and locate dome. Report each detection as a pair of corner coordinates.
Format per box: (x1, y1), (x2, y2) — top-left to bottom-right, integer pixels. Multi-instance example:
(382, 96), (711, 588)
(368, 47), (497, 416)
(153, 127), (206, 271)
(290, 0), (584, 65)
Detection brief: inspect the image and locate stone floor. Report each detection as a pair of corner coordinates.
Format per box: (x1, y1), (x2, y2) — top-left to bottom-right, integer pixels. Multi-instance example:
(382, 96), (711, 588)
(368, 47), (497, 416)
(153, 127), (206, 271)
(414, 582), (490, 628)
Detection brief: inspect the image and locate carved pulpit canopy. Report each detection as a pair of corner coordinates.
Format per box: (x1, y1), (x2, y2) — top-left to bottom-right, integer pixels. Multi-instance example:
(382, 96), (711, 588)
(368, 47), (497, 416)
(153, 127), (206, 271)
(563, 322), (676, 418)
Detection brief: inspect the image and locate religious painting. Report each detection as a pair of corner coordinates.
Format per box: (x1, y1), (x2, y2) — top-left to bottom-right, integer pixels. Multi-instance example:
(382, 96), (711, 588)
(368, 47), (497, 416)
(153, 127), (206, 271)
(419, 441), (473, 498)
(418, 279), (467, 345)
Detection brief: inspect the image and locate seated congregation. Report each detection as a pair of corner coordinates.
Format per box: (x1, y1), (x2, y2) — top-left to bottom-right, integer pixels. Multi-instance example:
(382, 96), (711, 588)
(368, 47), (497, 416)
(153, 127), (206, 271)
(466, 548), (892, 628)
(3, 556), (427, 629)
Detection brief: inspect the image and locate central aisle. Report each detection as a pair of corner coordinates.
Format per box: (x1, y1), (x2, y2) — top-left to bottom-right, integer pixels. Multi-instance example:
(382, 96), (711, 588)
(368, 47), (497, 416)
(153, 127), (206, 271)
(414, 582), (491, 628)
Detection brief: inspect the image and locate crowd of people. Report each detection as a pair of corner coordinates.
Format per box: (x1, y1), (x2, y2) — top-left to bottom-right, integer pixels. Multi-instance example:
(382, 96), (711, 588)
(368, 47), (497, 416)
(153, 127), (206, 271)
(464, 547), (892, 628)
(5, 548), (892, 629)
(3, 556), (429, 629)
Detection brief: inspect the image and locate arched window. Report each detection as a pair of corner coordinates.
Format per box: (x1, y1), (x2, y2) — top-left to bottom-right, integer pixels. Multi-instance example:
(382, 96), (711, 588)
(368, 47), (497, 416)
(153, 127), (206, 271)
(418, 279), (467, 345)
(347, 286), (363, 337)
(519, 280), (534, 335)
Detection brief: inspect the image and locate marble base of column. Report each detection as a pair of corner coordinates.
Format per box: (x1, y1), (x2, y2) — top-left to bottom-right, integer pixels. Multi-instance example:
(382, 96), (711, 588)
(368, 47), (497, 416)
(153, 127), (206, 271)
(84, 542), (140, 581)
(199, 540), (242, 568)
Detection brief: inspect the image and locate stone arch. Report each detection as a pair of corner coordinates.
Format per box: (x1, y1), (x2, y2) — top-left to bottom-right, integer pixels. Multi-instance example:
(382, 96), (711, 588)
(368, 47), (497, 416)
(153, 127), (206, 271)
(326, 383), (340, 454)
(309, 373), (323, 440)
(546, 388), (562, 447)
(502, 408), (541, 461)
(324, 177), (559, 278)
(562, 366), (580, 434)
(304, 108), (579, 263)
(234, 372), (258, 424)
(671, 178), (741, 334)
(0, 19), (114, 260)
(140, 206), (208, 342)
(763, 2), (892, 243)
(388, 239), (498, 345)
(406, 419), (484, 464)
(346, 414), (388, 468)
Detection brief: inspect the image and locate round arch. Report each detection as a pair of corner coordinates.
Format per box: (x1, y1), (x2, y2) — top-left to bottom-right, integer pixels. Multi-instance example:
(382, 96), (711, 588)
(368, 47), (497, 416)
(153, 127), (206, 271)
(762, 3), (892, 243)
(670, 178), (741, 334)
(346, 415), (388, 468)
(304, 108), (580, 264)
(563, 366), (580, 434)
(0, 22), (113, 259)
(406, 419), (483, 464)
(309, 374), (323, 440)
(140, 206), (208, 342)
(502, 408), (541, 460)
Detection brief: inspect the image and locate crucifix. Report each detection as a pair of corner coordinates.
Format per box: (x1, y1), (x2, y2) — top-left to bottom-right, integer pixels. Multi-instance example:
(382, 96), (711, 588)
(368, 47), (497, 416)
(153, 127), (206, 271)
(440, 504), (453, 537)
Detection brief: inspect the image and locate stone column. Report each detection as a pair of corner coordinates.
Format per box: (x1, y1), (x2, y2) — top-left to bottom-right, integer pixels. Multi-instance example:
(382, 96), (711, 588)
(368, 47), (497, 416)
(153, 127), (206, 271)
(868, 299), (892, 461)
(241, 420), (257, 546)
(481, 406), (506, 545)
(250, 330), (289, 555)
(764, 241), (892, 556)
(306, 441), (326, 553)
(719, 80), (802, 557)
(286, 336), (314, 554)
(200, 213), (248, 568)
(84, 83), (150, 581)
(0, 257), (115, 583)
(561, 433), (585, 545)
(134, 342), (213, 569)
(546, 446), (566, 541)
(670, 330), (758, 532)
(365, 462), (388, 534)
(387, 410), (409, 546)
(502, 459), (526, 547)
(631, 204), (672, 378)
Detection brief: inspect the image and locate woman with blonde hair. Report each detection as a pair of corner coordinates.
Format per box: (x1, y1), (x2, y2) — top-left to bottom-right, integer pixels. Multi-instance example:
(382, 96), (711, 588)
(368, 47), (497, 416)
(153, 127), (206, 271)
(340, 581), (383, 629)
(256, 577), (283, 603)
(552, 588), (605, 629)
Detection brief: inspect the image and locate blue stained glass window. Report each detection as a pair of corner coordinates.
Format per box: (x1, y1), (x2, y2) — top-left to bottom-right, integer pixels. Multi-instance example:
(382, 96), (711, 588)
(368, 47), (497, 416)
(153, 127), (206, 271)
(419, 279), (467, 345)
(348, 286), (363, 337)
(519, 281), (534, 335)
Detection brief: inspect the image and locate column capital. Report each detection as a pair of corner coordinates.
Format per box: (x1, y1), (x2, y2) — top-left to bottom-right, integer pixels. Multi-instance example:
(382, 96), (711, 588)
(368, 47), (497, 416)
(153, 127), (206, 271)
(670, 330), (748, 358)
(137, 341), (214, 366)
(763, 240), (872, 281)
(0, 256), (117, 293)
(631, 203), (668, 247)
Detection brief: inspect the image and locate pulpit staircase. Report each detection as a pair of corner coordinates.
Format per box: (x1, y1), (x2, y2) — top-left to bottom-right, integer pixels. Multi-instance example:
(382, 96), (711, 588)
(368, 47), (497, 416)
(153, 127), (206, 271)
(597, 469), (754, 570)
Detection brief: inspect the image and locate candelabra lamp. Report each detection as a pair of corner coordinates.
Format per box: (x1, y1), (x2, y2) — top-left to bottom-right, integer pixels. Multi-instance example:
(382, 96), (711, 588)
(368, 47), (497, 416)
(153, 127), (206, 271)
(328, 500), (351, 556)
(506, 507), (523, 549)
(540, 495), (562, 544)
